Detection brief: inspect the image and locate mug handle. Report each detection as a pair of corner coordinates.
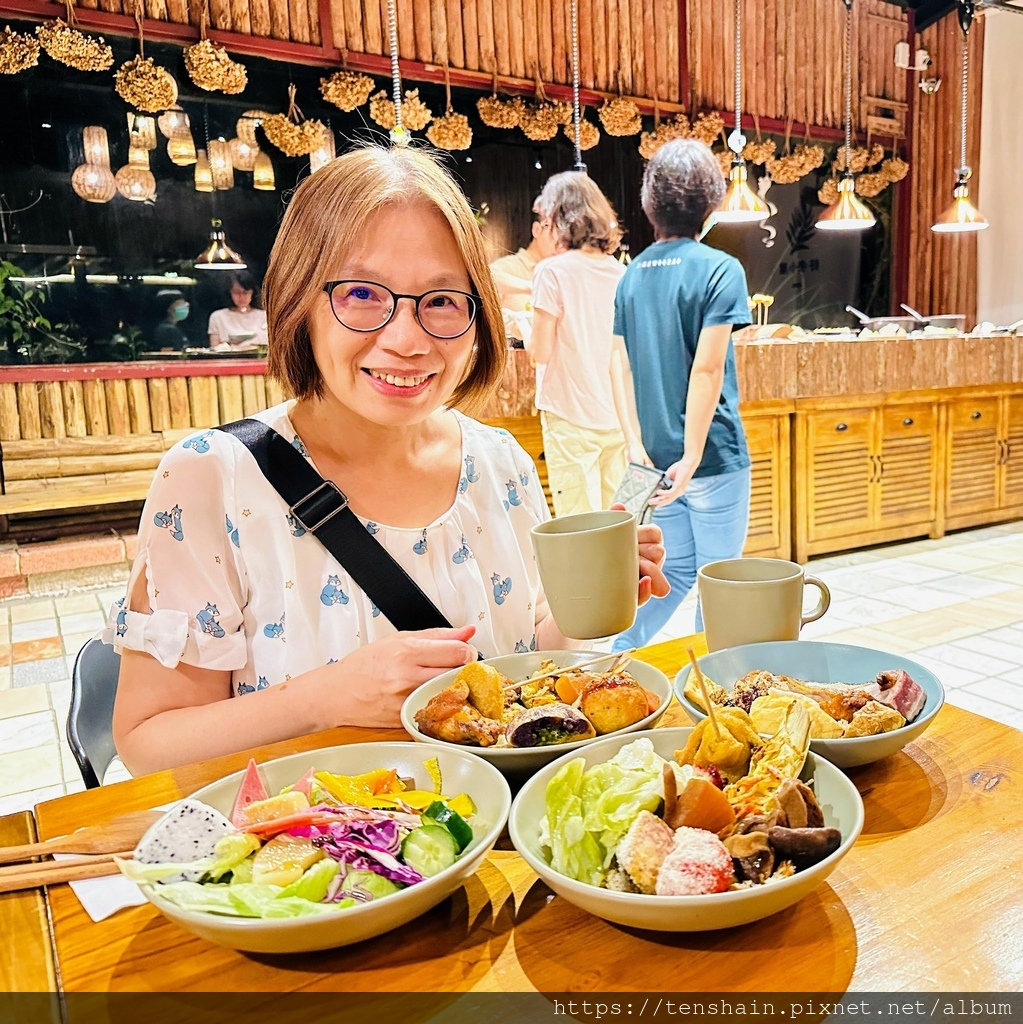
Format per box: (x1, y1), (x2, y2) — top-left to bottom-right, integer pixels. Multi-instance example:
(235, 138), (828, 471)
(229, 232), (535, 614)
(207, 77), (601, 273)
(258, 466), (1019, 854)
(800, 576), (831, 626)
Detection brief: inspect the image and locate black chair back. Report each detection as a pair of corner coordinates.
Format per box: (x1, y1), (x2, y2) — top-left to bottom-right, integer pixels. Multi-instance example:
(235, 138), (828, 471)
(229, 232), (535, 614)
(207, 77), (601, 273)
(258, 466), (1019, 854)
(67, 638), (120, 789)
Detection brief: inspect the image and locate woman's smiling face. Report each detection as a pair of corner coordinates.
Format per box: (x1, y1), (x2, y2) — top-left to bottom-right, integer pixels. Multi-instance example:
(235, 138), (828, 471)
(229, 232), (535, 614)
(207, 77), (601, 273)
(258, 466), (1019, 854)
(307, 202), (477, 428)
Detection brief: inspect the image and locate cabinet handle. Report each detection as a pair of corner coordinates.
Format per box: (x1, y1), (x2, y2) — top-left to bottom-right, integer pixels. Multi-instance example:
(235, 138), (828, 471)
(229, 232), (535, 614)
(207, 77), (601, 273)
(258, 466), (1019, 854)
(836, 423), (848, 432)
(877, 456), (884, 481)
(903, 417), (914, 426)
(971, 411), (982, 419)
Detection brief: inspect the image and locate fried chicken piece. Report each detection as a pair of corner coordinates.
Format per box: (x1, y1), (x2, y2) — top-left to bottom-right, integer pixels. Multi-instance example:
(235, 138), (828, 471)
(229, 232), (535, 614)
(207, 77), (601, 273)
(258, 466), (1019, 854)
(818, 689), (876, 723)
(414, 681), (502, 747)
(579, 672), (650, 734)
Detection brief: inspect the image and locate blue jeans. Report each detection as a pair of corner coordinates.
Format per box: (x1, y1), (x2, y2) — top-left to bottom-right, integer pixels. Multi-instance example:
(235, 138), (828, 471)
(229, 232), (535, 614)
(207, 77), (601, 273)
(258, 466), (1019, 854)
(612, 468), (751, 651)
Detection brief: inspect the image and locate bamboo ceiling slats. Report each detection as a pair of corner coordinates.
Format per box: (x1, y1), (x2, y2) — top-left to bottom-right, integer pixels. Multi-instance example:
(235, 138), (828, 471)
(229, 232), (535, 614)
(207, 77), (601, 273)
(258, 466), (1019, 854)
(687, 0), (907, 134)
(906, 14), (984, 322)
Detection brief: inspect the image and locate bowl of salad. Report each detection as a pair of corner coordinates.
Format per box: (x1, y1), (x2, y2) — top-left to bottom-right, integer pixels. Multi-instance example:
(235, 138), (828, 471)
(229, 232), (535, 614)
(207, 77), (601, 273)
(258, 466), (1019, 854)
(118, 742), (511, 953)
(401, 650), (672, 777)
(508, 721), (863, 932)
(674, 641), (944, 768)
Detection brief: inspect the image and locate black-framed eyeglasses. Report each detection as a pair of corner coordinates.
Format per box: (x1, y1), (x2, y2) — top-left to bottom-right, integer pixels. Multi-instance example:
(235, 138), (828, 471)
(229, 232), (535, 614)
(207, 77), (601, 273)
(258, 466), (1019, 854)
(322, 280), (478, 340)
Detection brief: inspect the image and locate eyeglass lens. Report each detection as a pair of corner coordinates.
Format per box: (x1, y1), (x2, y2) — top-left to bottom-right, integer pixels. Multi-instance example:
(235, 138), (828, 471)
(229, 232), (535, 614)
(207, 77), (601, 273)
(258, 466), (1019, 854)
(329, 282), (475, 339)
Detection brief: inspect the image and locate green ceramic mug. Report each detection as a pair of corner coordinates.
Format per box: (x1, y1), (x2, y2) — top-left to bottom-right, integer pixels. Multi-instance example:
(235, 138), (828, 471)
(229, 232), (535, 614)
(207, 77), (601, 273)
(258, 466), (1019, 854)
(530, 510), (639, 640)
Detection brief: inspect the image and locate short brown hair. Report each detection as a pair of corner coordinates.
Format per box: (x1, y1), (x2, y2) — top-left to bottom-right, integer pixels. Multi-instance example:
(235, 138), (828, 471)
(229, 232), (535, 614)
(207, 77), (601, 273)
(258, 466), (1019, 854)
(641, 139), (726, 238)
(536, 171), (623, 253)
(265, 146), (506, 415)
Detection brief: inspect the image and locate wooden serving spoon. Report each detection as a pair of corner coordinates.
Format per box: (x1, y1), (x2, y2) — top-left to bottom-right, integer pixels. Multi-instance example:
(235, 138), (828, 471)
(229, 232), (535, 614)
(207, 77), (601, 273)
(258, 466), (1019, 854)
(0, 808), (164, 866)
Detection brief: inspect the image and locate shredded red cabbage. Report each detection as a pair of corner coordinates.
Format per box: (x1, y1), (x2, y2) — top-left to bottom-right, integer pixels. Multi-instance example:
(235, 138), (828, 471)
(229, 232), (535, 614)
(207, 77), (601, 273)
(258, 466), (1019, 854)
(313, 820), (424, 887)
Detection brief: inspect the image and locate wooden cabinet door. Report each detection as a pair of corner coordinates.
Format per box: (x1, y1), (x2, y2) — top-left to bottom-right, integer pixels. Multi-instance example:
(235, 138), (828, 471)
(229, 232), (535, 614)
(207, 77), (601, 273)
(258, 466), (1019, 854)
(742, 413), (790, 559)
(877, 402), (939, 528)
(945, 397), (1001, 520)
(805, 408), (876, 543)
(1000, 394), (1023, 512)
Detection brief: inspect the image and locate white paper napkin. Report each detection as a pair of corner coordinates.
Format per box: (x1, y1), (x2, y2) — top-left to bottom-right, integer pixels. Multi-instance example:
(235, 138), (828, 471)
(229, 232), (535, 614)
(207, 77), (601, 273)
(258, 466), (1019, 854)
(56, 803), (176, 923)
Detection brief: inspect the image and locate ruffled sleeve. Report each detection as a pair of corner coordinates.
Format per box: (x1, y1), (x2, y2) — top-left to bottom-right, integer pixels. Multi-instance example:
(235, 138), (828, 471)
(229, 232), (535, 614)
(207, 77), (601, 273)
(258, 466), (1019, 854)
(102, 429), (249, 671)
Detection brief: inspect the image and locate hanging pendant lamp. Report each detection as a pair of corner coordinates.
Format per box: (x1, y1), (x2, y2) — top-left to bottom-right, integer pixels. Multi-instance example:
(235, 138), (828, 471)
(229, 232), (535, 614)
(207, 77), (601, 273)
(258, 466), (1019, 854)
(932, 1), (988, 233)
(818, 0), (875, 231)
(194, 218), (246, 270)
(716, 0), (769, 223)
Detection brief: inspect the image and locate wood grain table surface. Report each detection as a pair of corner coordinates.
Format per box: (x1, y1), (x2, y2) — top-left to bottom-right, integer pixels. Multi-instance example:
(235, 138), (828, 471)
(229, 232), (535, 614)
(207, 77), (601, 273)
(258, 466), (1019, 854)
(5, 635), (1023, 994)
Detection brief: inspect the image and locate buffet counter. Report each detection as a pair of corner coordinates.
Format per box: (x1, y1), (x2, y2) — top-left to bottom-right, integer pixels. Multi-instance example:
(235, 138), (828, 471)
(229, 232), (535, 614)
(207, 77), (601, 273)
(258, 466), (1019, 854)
(1, 335), (1020, 563)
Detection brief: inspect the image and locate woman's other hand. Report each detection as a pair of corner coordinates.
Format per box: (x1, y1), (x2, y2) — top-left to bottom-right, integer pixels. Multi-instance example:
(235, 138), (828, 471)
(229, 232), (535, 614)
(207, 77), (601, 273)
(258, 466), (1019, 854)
(329, 625), (478, 728)
(627, 441), (654, 467)
(647, 458), (697, 508)
(609, 503), (669, 606)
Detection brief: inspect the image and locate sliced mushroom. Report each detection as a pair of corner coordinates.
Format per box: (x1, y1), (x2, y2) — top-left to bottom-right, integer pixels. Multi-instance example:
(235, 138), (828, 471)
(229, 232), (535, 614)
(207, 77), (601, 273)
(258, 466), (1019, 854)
(767, 826), (842, 869)
(723, 831), (775, 884)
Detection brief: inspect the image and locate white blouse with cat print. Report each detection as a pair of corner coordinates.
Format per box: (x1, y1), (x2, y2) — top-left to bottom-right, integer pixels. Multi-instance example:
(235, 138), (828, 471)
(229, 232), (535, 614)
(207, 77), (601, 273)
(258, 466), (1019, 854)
(102, 402), (550, 696)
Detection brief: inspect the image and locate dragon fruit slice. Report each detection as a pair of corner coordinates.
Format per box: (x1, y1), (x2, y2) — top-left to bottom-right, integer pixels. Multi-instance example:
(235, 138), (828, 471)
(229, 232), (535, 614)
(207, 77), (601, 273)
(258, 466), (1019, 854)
(135, 799), (235, 883)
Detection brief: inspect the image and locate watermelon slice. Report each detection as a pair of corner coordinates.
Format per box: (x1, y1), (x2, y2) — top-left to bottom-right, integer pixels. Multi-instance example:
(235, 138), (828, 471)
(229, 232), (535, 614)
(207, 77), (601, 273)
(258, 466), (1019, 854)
(230, 758), (269, 828)
(291, 767), (316, 800)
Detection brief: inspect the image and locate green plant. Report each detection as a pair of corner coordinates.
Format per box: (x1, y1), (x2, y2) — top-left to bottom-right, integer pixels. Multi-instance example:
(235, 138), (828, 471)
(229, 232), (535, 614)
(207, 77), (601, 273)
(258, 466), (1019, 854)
(0, 260), (86, 364)
(87, 324), (147, 362)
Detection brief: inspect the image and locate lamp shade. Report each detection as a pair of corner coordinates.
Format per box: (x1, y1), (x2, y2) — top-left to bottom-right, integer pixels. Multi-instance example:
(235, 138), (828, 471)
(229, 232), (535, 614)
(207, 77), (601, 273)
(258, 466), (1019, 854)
(115, 149), (156, 202)
(82, 126), (111, 168)
(71, 163), (116, 203)
(194, 148), (214, 192)
(932, 176), (989, 234)
(167, 127), (197, 166)
(817, 173), (876, 232)
(208, 138), (234, 191)
(158, 104), (189, 138)
(128, 113), (157, 151)
(194, 219), (247, 270)
(309, 129), (337, 173)
(228, 137), (259, 172)
(716, 159), (770, 224)
(252, 150), (275, 191)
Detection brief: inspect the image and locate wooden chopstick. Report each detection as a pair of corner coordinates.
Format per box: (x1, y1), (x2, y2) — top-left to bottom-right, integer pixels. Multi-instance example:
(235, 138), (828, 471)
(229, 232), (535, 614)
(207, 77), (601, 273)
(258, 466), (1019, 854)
(502, 648), (637, 690)
(687, 646), (722, 740)
(0, 854), (132, 894)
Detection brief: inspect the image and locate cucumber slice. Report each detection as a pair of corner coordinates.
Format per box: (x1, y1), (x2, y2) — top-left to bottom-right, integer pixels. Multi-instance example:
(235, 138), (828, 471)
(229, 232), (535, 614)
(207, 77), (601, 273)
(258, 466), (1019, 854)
(401, 824), (459, 878)
(423, 801), (474, 852)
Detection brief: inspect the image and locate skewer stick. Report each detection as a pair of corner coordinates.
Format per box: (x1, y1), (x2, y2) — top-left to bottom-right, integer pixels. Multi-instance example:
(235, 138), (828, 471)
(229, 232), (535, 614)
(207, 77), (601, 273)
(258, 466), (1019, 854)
(687, 647), (722, 740)
(501, 649), (637, 690)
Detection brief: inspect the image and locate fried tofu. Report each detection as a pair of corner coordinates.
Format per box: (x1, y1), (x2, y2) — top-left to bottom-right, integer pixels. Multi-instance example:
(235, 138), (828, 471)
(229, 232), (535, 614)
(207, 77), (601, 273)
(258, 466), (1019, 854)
(578, 673), (650, 734)
(455, 661), (505, 721)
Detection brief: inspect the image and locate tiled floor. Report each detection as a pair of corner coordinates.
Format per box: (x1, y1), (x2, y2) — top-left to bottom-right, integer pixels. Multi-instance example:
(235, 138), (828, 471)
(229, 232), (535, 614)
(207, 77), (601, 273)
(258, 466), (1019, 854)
(0, 523), (1021, 813)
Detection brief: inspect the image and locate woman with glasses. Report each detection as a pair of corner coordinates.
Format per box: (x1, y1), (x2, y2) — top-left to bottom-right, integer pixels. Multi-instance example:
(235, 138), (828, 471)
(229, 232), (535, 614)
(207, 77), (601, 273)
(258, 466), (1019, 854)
(104, 146), (668, 774)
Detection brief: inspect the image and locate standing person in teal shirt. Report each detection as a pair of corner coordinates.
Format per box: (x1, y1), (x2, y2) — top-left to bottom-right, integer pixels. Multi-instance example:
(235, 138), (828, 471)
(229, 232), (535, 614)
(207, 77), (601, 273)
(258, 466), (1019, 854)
(611, 139), (752, 651)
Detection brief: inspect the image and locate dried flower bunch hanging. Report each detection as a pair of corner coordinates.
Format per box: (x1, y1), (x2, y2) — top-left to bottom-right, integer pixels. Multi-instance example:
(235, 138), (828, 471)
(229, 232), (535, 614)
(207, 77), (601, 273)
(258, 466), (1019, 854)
(563, 117), (600, 150)
(36, 2), (113, 71)
(426, 65), (472, 150)
(742, 138), (776, 164)
(477, 76), (523, 128)
(0, 25), (40, 74)
(818, 177), (840, 206)
(881, 155), (908, 183)
(835, 142), (884, 174)
(262, 84), (327, 156)
(518, 75), (561, 141)
(638, 112), (690, 160)
(716, 149), (734, 178)
(115, 6), (176, 112)
(184, 4), (246, 94)
(549, 99), (573, 126)
(689, 111), (725, 146)
(320, 69), (374, 112)
(598, 96), (641, 136)
(765, 120), (826, 185)
(854, 172), (889, 198)
(369, 88), (432, 131)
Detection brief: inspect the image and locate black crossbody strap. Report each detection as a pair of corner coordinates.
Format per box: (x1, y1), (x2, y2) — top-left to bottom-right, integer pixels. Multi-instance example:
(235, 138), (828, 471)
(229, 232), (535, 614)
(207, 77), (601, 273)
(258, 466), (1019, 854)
(215, 418), (452, 632)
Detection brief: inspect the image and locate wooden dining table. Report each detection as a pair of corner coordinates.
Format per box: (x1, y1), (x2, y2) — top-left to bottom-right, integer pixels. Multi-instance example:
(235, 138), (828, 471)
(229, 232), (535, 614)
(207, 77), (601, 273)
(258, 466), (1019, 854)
(3, 634), (1022, 1001)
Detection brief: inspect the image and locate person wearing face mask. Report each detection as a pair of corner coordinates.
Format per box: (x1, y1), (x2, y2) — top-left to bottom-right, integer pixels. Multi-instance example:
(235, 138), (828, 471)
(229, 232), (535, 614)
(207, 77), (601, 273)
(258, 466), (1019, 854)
(103, 146), (669, 774)
(207, 271), (268, 350)
(152, 290), (191, 351)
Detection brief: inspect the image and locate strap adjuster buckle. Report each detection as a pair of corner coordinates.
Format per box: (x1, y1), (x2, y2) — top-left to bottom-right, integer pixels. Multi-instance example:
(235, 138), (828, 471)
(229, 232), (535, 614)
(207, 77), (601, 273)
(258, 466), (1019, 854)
(289, 480), (349, 533)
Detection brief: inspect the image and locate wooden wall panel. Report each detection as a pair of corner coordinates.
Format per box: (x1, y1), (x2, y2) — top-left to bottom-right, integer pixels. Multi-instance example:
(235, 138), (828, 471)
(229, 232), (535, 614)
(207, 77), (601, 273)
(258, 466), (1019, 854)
(906, 15), (984, 325)
(686, 0), (907, 134)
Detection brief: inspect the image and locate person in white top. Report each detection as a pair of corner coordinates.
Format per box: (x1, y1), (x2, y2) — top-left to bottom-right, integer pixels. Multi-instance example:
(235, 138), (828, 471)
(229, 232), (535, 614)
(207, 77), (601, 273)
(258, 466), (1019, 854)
(528, 172), (645, 516)
(207, 271), (269, 350)
(105, 146), (668, 774)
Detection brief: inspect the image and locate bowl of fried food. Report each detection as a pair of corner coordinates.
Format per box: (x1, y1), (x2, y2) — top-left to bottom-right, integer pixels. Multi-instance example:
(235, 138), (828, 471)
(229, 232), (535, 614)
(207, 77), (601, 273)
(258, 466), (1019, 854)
(674, 641), (944, 769)
(401, 651), (672, 776)
(508, 708), (864, 931)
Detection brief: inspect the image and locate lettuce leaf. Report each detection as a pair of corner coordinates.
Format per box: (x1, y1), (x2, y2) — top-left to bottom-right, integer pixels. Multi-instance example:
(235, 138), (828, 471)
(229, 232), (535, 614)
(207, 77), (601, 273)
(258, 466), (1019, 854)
(542, 739), (667, 885)
(207, 833), (261, 881)
(116, 856), (215, 884)
(149, 880), (355, 918)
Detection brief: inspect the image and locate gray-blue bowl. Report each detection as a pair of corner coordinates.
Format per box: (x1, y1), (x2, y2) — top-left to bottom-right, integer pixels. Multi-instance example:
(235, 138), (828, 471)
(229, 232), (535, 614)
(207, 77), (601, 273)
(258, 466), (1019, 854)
(674, 641), (945, 769)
